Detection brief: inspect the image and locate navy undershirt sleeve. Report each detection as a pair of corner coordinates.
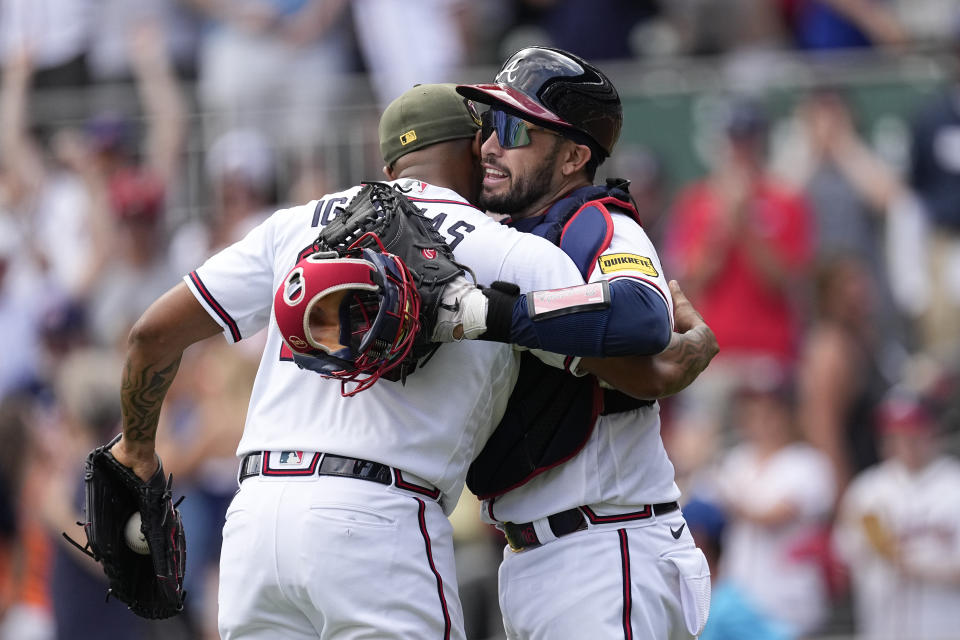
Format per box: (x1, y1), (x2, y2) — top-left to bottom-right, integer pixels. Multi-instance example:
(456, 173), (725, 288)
(508, 278), (671, 357)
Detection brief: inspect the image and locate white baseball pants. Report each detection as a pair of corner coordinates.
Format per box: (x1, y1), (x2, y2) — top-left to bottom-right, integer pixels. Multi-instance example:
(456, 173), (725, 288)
(217, 474), (464, 639)
(498, 508), (710, 639)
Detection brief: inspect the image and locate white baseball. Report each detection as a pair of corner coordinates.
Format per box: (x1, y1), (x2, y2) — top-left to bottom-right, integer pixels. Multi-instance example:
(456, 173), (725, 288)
(124, 512), (150, 555)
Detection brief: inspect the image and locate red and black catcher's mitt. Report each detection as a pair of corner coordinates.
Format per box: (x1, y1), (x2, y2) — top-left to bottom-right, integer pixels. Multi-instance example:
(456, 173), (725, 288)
(274, 182), (467, 394)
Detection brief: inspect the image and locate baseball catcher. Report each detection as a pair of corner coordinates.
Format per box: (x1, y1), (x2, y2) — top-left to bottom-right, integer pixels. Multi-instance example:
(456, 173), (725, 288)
(274, 181), (508, 395)
(63, 434), (186, 619)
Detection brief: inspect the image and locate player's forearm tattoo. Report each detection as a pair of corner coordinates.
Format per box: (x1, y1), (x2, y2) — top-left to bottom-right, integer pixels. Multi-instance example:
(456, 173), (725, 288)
(120, 357), (181, 443)
(663, 325), (718, 394)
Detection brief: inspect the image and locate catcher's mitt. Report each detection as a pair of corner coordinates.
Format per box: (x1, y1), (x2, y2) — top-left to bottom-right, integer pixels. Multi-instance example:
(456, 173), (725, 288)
(318, 181), (466, 342)
(275, 182), (477, 393)
(64, 434), (186, 619)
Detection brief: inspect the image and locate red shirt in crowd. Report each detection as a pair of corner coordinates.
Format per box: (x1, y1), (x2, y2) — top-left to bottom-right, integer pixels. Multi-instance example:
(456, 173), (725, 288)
(667, 176), (813, 364)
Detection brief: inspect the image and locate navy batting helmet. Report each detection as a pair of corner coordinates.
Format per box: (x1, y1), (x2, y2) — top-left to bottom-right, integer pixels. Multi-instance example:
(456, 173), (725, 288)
(457, 47), (622, 159)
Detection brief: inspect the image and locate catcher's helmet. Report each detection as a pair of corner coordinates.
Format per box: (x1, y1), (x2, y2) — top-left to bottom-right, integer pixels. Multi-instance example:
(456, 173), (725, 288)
(273, 247), (421, 396)
(457, 46), (622, 159)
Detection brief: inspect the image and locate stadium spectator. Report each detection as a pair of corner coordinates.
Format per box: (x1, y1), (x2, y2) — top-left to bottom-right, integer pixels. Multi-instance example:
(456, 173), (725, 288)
(790, 0), (908, 50)
(0, 214), (46, 400)
(776, 87), (909, 352)
(188, 0), (352, 151)
(906, 34), (960, 363)
(664, 98), (814, 478)
(714, 377), (836, 636)
(509, 0), (662, 60)
(76, 19), (186, 349)
(0, 395), (54, 640)
(0, 49), (96, 300)
(351, 0), (469, 108)
(0, 0), (93, 89)
(86, 0), (202, 82)
(796, 253), (892, 492)
(169, 128), (277, 277)
(833, 390), (960, 639)
(684, 498), (795, 640)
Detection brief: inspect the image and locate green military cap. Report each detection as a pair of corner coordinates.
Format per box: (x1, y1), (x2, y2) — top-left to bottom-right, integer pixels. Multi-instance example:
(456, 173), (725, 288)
(379, 83), (482, 166)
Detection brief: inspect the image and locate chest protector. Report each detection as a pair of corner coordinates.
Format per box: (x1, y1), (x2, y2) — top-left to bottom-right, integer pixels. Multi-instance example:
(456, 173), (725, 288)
(466, 180), (654, 500)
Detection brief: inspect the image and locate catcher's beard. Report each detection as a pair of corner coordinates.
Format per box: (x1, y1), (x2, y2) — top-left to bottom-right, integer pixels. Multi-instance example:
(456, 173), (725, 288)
(307, 289), (351, 351)
(478, 139), (562, 216)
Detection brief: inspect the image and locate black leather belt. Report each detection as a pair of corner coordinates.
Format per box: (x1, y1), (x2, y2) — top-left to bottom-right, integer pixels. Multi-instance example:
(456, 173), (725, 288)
(502, 501), (680, 551)
(238, 452), (440, 500)
(601, 389), (654, 415)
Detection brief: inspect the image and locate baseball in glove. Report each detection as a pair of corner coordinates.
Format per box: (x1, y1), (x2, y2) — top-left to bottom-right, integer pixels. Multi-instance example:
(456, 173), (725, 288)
(63, 434), (186, 619)
(274, 181), (505, 394)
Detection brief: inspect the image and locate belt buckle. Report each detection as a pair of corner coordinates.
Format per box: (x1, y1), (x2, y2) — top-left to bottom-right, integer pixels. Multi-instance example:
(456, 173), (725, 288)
(504, 523), (523, 552)
(503, 522), (539, 552)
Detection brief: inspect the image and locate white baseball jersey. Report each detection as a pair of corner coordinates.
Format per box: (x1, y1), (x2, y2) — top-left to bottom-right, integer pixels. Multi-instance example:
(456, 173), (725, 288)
(833, 456), (960, 640)
(482, 212), (711, 640)
(484, 213), (677, 524)
(185, 179), (584, 513)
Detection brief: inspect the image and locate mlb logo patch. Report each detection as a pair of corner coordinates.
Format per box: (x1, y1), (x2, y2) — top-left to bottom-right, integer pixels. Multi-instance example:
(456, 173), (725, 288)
(278, 451), (304, 466)
(263, 451), (320, 475)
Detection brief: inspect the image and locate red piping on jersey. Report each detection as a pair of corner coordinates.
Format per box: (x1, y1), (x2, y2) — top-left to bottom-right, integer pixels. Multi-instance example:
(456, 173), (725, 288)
(416, 498), (452, 639)
(593, 195), (643, 226)
(619, 529), (633, 640)
(558, 200), (614, 281)
(189, 271), (241, 342)
(394, 470), (441, 500)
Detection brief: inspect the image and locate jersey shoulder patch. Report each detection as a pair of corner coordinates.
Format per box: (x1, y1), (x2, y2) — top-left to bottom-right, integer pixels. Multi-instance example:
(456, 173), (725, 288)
(597, 253), (659, 277)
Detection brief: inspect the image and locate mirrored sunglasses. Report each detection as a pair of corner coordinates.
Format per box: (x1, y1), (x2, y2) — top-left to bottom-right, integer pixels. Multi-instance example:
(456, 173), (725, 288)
(480, 108), (558, 149)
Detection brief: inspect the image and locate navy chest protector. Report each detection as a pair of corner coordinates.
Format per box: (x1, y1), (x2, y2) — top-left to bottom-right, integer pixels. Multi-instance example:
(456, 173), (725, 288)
(466, 180), (655, 500)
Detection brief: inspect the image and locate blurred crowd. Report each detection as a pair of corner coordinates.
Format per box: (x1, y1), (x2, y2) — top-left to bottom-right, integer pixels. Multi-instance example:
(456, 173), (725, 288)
(1, 1), (960, 639)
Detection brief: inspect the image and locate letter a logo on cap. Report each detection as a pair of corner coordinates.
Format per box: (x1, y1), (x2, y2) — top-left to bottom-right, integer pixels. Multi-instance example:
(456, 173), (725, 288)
(497, 59), (522, 83)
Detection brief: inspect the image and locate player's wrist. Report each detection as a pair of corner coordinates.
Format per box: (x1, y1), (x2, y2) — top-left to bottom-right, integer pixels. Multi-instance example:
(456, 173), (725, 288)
(477, 281), (520, 343)
(112, 436), (160, 480)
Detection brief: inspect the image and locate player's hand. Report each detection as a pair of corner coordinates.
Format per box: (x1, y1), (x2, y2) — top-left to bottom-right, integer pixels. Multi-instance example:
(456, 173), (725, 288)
(110, 436), (160, 482)
(671, 280), (705, 334)
(670, 280), (718, 358)
(432, 276), (488, 342)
